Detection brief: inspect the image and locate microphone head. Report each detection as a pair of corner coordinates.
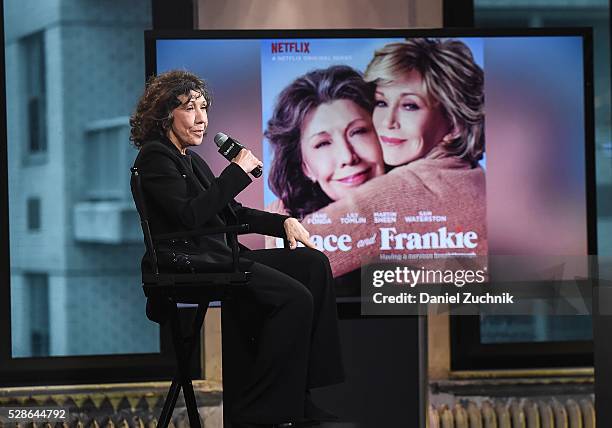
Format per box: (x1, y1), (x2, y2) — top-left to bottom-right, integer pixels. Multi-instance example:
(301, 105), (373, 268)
(214, 132), (229, 148)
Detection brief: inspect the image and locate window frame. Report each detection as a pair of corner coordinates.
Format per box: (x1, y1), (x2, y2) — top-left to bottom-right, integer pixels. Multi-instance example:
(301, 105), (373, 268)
(1, 18), (597, 383)
(26, 197), (41, 231)
(0, 0), (188, 387)
(23, 31), (47, 157)
(23, 272), (50, 357)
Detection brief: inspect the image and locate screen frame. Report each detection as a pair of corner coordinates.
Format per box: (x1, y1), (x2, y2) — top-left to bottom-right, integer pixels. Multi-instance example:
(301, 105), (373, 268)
(144, 27), (596, 371)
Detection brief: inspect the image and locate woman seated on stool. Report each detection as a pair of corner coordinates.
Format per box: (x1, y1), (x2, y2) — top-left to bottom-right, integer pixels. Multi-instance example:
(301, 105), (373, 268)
(129, 70), (344, 428)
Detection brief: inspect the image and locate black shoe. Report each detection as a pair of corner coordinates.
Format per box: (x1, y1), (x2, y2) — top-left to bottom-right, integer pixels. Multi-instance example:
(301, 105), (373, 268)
(273, 420), (320, 428)
(232, 422), (272, 428)
(304, 391), (339, 422)
(233, 419), (319, 428)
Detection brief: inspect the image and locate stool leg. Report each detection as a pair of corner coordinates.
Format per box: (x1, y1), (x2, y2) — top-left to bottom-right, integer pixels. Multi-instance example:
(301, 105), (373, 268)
(158, 302), (209, 428)
(158, 379), (181, 428)
(157, 309), (186, 428)
(180, 303), (208, 428)
(182, 378), (202, 427)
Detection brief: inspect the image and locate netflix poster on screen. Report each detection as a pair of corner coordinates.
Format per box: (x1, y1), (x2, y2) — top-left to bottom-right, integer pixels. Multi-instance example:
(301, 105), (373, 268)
(259, 38), (487, 296)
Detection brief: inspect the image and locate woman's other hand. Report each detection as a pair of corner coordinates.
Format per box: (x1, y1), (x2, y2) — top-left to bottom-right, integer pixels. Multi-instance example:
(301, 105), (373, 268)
(284, 218), (317, 250)
(232, 148), (263, 174)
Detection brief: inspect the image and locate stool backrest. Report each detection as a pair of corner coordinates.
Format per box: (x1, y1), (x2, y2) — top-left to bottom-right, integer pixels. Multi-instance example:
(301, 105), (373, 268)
(130, 166), (159, 274)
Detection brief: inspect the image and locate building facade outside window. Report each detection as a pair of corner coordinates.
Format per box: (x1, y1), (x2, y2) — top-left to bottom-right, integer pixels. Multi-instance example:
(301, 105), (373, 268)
(4, 0), (158, 360)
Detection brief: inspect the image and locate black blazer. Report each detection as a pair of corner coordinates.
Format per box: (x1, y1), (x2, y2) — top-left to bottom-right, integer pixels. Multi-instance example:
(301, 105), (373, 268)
(133, 138), (289, 273)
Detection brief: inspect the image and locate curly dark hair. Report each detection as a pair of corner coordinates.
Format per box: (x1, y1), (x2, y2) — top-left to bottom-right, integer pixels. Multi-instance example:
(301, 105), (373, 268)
(265, 65), (375, 219)
(130, 70), (212, 148)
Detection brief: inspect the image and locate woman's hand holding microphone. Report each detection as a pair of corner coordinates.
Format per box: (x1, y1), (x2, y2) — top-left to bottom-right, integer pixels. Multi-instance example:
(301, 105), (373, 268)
(232, 149), (263, 175)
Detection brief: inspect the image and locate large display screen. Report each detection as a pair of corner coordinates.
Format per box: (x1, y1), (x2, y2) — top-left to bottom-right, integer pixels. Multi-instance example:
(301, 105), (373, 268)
(148, 29), (594, 298)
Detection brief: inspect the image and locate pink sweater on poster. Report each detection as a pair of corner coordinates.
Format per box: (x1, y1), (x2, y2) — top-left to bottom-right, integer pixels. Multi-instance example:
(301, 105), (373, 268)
(295, 155), (488, 277)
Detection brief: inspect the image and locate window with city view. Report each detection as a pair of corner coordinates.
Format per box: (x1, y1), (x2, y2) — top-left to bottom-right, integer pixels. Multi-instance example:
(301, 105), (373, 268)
(4, 0), (158, 359)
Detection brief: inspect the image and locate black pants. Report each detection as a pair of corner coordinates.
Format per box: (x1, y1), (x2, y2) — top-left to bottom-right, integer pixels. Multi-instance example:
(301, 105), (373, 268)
(226, 247), (344, 424)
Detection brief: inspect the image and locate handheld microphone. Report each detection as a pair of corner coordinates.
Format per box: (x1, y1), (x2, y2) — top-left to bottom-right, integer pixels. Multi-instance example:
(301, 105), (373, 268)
(214, 132), (262, 178)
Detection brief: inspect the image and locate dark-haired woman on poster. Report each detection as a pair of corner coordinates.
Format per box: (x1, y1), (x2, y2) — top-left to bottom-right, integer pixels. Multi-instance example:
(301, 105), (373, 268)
(265, 65), (385, 219)
(263, 65), (385, 294)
